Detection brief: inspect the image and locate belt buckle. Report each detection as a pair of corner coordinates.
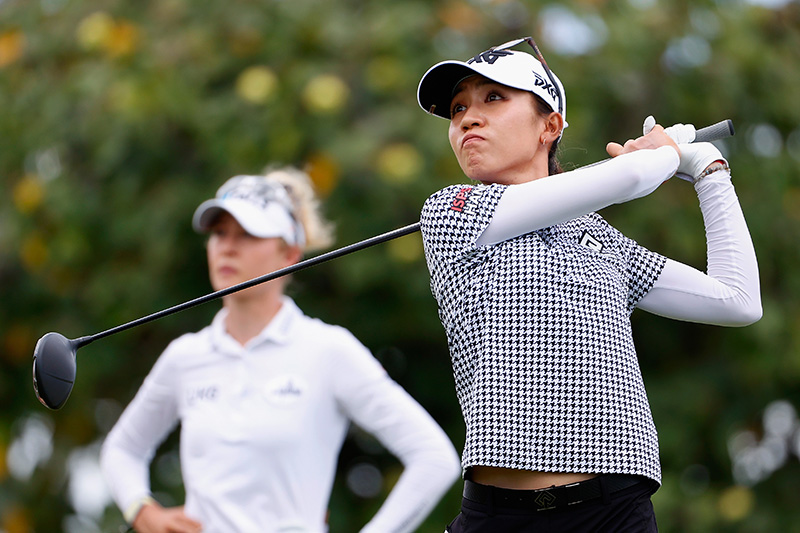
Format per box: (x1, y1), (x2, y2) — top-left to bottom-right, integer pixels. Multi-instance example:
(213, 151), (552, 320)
(534, 489), (557, 511)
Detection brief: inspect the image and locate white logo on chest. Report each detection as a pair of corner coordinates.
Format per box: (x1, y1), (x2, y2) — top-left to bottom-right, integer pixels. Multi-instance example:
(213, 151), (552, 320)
(579, 231), (604, 252)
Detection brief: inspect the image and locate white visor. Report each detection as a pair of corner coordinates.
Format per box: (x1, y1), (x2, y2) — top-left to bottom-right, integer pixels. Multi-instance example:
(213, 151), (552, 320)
(192, 175), (305, 247)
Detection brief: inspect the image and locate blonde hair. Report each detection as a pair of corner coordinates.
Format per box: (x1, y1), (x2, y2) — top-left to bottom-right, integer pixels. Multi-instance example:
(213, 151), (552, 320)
(261, 165), (335, 253)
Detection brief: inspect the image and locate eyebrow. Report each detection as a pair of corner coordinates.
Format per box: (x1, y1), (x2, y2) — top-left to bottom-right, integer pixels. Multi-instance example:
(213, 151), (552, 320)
(451, 75), (497, 99)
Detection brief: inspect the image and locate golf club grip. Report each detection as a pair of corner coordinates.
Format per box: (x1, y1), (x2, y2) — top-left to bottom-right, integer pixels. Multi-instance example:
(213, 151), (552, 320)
(694, 119), (734, 143)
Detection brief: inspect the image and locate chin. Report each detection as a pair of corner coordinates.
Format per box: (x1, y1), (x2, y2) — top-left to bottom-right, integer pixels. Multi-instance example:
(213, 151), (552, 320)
(210, 277), (237, 292)
(465, 171), (498, 184)
(462, 167), (485, 182)
(462, 162), (499, 183)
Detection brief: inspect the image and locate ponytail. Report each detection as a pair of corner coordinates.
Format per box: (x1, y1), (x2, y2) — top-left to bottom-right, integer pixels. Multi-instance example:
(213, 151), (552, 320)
(549, 140), (563, 175)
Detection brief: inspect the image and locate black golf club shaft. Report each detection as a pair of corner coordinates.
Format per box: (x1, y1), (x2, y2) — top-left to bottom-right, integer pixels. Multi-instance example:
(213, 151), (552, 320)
(55, 119), (736, 349)
(75, 222), (421, 349)
(32, 117), (737, 411)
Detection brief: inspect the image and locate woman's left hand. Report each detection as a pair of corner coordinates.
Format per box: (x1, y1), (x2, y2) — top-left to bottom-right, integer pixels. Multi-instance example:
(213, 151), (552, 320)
(606, 124), (680, 158)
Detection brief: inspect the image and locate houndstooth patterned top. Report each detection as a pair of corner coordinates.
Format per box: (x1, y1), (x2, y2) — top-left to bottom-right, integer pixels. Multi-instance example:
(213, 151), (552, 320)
(420, 182), (667, 483)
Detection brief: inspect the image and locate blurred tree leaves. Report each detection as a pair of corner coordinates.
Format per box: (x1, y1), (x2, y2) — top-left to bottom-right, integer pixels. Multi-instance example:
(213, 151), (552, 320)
(2, 0), (800, 531)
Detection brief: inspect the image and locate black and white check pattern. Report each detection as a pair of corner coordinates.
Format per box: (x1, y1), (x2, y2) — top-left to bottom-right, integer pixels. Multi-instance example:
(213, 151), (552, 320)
(420, 183), (666, 483)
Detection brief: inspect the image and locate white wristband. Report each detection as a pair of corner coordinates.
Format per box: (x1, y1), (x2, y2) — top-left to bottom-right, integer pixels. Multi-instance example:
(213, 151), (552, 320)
(123, 495), (156, 524)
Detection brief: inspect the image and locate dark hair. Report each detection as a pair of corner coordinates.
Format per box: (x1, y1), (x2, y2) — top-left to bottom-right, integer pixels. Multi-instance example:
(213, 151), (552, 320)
(531, 94), (563, 175)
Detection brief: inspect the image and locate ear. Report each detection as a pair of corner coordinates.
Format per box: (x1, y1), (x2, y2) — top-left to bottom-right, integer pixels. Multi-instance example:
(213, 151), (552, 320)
(540, 112), (564, 144)
(284, 244), (304, 266)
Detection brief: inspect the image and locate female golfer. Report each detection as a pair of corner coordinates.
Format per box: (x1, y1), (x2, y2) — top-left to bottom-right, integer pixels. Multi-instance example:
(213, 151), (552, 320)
(416, 38), (761, 531)
(100, 167), (460, 532)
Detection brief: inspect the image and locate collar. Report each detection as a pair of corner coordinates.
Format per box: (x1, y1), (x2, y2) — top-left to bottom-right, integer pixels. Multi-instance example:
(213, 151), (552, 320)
(210, 296), (301, 354)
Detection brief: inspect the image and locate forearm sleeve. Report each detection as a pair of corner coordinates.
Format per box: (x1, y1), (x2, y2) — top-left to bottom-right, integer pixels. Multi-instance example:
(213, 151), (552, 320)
(637, 169), (762, 325)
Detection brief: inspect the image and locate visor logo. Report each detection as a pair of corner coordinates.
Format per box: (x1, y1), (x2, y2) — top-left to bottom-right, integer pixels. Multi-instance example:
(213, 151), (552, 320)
(218, 177), (296, 215)
(468, 49), (512, 65)
(223, 186), (285, 211)
(533, 72), (558, 100)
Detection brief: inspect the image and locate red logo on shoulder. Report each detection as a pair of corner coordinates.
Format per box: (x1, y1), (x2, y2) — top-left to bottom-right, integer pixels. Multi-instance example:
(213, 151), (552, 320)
(450, 187), (473, 212)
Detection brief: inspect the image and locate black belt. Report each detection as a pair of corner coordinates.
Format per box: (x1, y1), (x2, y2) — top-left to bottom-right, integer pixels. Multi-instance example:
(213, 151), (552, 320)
(463, 475), (643, 511)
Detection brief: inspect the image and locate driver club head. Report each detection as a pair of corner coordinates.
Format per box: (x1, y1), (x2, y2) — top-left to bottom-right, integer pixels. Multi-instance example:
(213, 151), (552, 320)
(32, 332), (78, 410)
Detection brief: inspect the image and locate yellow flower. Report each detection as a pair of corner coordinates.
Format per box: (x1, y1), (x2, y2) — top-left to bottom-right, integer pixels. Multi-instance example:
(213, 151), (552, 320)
(76, 12), (115, 51)
(0, 29), (25, 67)
(13, 174), (44, 214)
(388, 232), (422, 263)
(76, 13), (139, 58)
(21, 232), (49, 271)
(437, 2), (482, 31)
(306, 153), (340, 196)
(105, 21), (139, 58)
(302, 74), (349, 114)
(365, 56), (403, 93)
(0, 505), (32, 533)
(376, 143), (422, 184)
(717, 485), (754, 522)
(236, 66), (278, 104)
(2, 323), (35, 364)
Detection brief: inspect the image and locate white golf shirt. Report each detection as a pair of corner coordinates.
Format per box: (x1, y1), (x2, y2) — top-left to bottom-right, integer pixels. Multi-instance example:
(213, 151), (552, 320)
(101, 297), (460, 533)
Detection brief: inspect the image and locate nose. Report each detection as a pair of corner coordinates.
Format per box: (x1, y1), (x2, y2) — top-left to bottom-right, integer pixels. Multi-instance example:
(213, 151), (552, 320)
(459, 105), (484, 131)
(211, 232), (239, 256)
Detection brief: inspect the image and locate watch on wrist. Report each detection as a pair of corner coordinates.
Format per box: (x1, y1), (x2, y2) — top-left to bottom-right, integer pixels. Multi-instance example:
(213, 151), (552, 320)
(694, 160), (729, 183)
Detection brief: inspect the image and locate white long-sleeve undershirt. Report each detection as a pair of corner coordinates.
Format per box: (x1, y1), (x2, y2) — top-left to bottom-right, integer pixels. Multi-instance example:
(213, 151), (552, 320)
(476, 146), (761, 326)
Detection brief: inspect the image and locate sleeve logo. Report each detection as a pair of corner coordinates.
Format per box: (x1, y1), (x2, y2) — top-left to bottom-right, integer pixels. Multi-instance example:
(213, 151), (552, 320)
(450, 187), (474, 213)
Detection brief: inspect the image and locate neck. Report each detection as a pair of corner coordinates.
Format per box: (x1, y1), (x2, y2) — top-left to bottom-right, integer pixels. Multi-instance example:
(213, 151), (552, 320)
(522, 143), (552, 183)
(223, 289), (285, 346)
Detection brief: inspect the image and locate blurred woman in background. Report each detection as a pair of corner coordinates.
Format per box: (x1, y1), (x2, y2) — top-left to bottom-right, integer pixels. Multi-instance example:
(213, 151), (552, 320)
(101, 167), (460, 533)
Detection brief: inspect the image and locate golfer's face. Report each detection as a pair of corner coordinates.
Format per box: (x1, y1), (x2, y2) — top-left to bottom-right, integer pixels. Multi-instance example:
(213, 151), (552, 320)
(448, 75), (543, 185)
(206, 212), (293, 293)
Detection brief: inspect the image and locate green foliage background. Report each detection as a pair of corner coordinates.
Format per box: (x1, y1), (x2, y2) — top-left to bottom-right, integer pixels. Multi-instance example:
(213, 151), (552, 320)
(2, 0), (799, 531)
